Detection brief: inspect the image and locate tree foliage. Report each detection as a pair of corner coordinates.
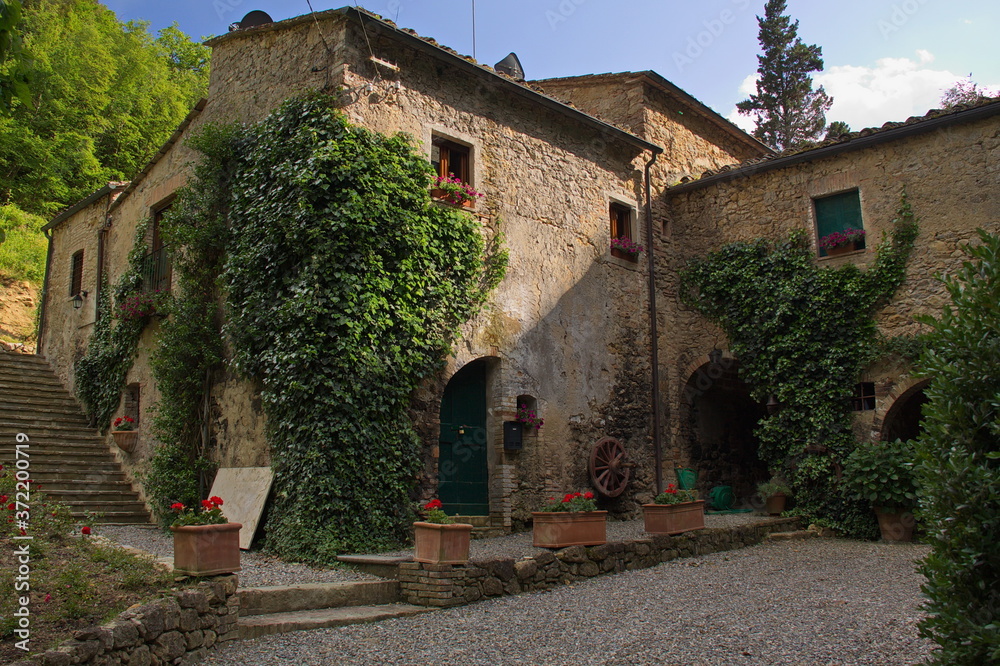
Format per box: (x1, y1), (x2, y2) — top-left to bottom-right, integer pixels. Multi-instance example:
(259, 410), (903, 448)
(0, 0), (209, 216)
(0, 202), (45, 282)
(151, 94), (506, 559)
(914, 229), (1000, 664)
(0, 0), (31, 109)
(940, 76), (997, 109)
(681, 195), (918, 537)
(737, 0), (832, 151)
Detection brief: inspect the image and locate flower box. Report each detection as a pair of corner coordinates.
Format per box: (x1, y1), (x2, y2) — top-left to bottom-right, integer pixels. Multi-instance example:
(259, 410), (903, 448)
(430, 188), (475, 208)
(826, 241), (859, 257)
(642, 500), (705, 535)
(171, 523), (242, 576)
(532, 511), (607, 548)
(413, 521), (473, 564)
(764, 492), (787, 515)
(111, 430), (138, 453)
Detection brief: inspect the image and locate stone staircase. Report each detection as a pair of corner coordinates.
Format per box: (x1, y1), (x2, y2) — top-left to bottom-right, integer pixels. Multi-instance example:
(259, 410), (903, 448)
(237, 580), (433, 639)
(0, 352), (151, 524)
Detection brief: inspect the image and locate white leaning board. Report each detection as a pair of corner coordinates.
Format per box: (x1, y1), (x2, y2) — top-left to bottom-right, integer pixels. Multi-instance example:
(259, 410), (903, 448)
(208, 467), (274, 550)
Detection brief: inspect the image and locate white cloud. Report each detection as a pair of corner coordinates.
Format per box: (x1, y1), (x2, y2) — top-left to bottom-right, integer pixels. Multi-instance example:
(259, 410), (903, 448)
(725, 51), (1000, 135)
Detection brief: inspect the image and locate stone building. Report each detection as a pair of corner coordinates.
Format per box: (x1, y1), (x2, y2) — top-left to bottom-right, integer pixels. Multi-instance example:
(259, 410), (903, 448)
(35, 6), (1000, 534)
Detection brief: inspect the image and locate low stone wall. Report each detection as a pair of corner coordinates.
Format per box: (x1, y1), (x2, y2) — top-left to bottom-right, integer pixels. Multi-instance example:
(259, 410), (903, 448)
(399, 518), (799, 607)
(13, 575), (240, 666)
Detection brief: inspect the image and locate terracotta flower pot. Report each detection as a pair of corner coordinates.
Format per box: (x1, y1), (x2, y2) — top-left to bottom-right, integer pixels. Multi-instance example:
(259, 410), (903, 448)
(826, 242), (858, 257)
(430, 188), (475, 208)
(413, 521), (473, 564)
(765, 493), (787, 516)
(531, 511), (607, 548)
(874, 507), (915, 542)
(171, 523), (242, 576)
(642, 501), (706, 535)
(111, 430), (138, 453)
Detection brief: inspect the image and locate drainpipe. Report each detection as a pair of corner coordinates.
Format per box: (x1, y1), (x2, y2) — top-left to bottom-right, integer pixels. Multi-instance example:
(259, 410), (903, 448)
(36, 229), (55, 356)
(644, 147), (664, 494)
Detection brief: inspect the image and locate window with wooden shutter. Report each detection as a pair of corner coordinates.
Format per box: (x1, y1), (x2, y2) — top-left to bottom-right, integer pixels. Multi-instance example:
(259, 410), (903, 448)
(69, 250), (84, 297)
(610, 202), (637, 262)
(431, 137), (470, 182)
(814, 189), (865, 256)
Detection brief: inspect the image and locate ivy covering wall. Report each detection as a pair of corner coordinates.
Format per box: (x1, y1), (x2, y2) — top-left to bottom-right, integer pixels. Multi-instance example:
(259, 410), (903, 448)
(75, 219), (155, 430)
(680, 195), (918, 537)
(150, 93), (506, 559)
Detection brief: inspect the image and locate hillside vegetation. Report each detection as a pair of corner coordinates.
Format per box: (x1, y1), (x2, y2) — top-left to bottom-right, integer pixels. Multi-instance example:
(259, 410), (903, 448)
(0, 0), (209, 340)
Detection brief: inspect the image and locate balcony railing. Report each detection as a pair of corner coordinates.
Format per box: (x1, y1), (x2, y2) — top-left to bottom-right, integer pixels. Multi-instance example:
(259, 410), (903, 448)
(140, 245), (172, 294)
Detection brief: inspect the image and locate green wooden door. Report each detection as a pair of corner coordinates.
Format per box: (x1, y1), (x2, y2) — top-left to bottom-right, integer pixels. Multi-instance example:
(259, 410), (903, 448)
(438, 362), (489, 515)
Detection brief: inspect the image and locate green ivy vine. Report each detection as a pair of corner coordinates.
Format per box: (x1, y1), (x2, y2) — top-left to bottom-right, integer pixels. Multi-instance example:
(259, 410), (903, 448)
(75, 218), (155, 430)
(680, 194), (919, 537)
(150, 93), (506, 559)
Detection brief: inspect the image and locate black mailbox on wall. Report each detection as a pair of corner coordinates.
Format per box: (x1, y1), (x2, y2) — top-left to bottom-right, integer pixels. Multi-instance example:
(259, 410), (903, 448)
(503, 421), (523, 451)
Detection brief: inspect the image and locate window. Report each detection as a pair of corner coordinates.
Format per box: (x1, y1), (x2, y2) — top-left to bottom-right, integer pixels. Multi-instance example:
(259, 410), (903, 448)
(143, 205), (173, 293)
(814, 189), (865, 257)
(610, 202), (637, 262)
(124, 383), (140, 423)
(851, 382), (876, 411)
(69, 250), (84, 297)
(431, 136), (470, 183)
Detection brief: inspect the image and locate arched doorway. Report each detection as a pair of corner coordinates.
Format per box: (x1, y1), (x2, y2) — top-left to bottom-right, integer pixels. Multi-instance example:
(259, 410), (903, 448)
(438, 359), (491, 515)
(680, 360), (769, 500)
(881, 381), (930, 442)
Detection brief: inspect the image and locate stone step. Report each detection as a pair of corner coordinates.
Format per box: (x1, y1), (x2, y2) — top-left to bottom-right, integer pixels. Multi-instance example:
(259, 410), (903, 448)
(237, 604), (434, 640)
(0, 422), (101, 437)
(45, 489), (145, 503)
(68, 500), (148, 513)
(239, 580), (401, 617)
(71, 511), (153, 525)
(0, 434), (105, 447)
(0, 405), (91, 424)
(36, 480), (137, 493)
(0, 369), (64, 386)
(0, 379), (78, 395)
(0, 386), (82, 404)
(21, 470), (128, 482)
(335, 554), (412, 580)
(0, 446), (112, 460)
(451, 515), (493, 528)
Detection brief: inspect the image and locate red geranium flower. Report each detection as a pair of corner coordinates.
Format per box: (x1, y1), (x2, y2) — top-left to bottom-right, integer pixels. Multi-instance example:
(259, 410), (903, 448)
(7, 503), (13, 511)
(170, 503), (185, 511)
(0, 495), (6, 503)
(424, 499), (443, 510)
(81, 526), (92, 535)
(209, 496), (224, 507)
(201, 499), (214, 510)
(583, 491), (594, 500)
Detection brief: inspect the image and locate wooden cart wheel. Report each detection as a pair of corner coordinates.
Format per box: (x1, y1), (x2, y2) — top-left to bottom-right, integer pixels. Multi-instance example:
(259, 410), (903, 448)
(589, 437), (632, 498)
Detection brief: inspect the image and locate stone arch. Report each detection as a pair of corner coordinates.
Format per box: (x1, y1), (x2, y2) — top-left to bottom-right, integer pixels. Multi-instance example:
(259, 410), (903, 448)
(877, 378), (931, 442)
(677, 353), (768, 501)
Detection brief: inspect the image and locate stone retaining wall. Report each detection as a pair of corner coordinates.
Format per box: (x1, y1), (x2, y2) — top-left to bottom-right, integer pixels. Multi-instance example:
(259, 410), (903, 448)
(400, 518), (798, 607)
(14, 575), (240, 666)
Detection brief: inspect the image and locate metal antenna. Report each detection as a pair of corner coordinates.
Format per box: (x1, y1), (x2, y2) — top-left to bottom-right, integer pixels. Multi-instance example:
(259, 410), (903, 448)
(472, 0), (477, 60)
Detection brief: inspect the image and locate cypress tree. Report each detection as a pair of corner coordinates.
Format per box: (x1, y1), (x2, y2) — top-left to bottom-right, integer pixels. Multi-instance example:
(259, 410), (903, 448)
(737, 0), (832, 151)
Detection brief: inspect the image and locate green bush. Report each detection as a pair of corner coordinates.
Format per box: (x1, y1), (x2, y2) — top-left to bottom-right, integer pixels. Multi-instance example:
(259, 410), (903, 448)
(914, 229), (1000, 664)
(0, 203), (47, 283)
(841, 438), (918, 509)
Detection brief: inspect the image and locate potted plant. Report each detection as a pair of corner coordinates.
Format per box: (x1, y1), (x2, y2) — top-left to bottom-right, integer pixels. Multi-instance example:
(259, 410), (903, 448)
(169, 496), (242, 576)
(610, 236), (644, 258)
(842, 438), (919, 542)
(430, 175), (483, 207)
(516, 403), (543, 431)
(532, 490), (606, 548)
(413, 499), (473, 564)
(819, 228), (866, 256)
(643, 484), (705, 535)
(111, 416), (138, 453)
(757, 477), (792, 515)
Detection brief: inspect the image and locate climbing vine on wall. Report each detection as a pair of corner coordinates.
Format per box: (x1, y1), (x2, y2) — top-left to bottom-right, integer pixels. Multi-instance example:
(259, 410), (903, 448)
(152, 93), (506, 559)
(75, 219), (154, 430)
(680, 195), (918, 537)
(144, 124), (237, 522)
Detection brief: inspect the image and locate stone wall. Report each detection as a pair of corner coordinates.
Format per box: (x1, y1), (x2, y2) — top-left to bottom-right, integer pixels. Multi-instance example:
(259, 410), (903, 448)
(399, 517), (798, 607)
(13, 575), (239, 666)
(661, 111), (1000, 466)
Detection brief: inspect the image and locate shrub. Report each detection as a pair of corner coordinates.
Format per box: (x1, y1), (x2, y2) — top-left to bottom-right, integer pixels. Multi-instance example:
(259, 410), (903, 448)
(841, 438), (918, 509)
(914, 229), (1000, 664)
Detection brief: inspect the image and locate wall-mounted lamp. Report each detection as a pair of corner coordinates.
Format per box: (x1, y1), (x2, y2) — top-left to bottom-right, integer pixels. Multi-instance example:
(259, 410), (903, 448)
(766, 394), (781, 415)
(708, 348), (723, 366)
(71, 290), (88, 310)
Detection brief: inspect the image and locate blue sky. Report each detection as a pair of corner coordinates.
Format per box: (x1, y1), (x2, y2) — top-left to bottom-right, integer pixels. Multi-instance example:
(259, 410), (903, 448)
(103, 0), (999, 132)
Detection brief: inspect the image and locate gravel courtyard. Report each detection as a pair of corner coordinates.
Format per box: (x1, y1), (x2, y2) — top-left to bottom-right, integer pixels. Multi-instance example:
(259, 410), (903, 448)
(204, 538), (933, 666)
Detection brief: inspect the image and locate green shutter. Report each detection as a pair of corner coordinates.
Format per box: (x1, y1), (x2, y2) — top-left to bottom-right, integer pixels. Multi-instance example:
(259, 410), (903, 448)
(815, 190), (864, 255)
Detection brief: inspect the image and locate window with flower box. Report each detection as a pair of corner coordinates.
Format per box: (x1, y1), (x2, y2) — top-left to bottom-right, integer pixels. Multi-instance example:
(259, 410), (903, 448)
(815, 189), (866, 257)
(610, 202), (640, 262)
(69, 250), (84, 297)
(430, 135), (482, 207)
